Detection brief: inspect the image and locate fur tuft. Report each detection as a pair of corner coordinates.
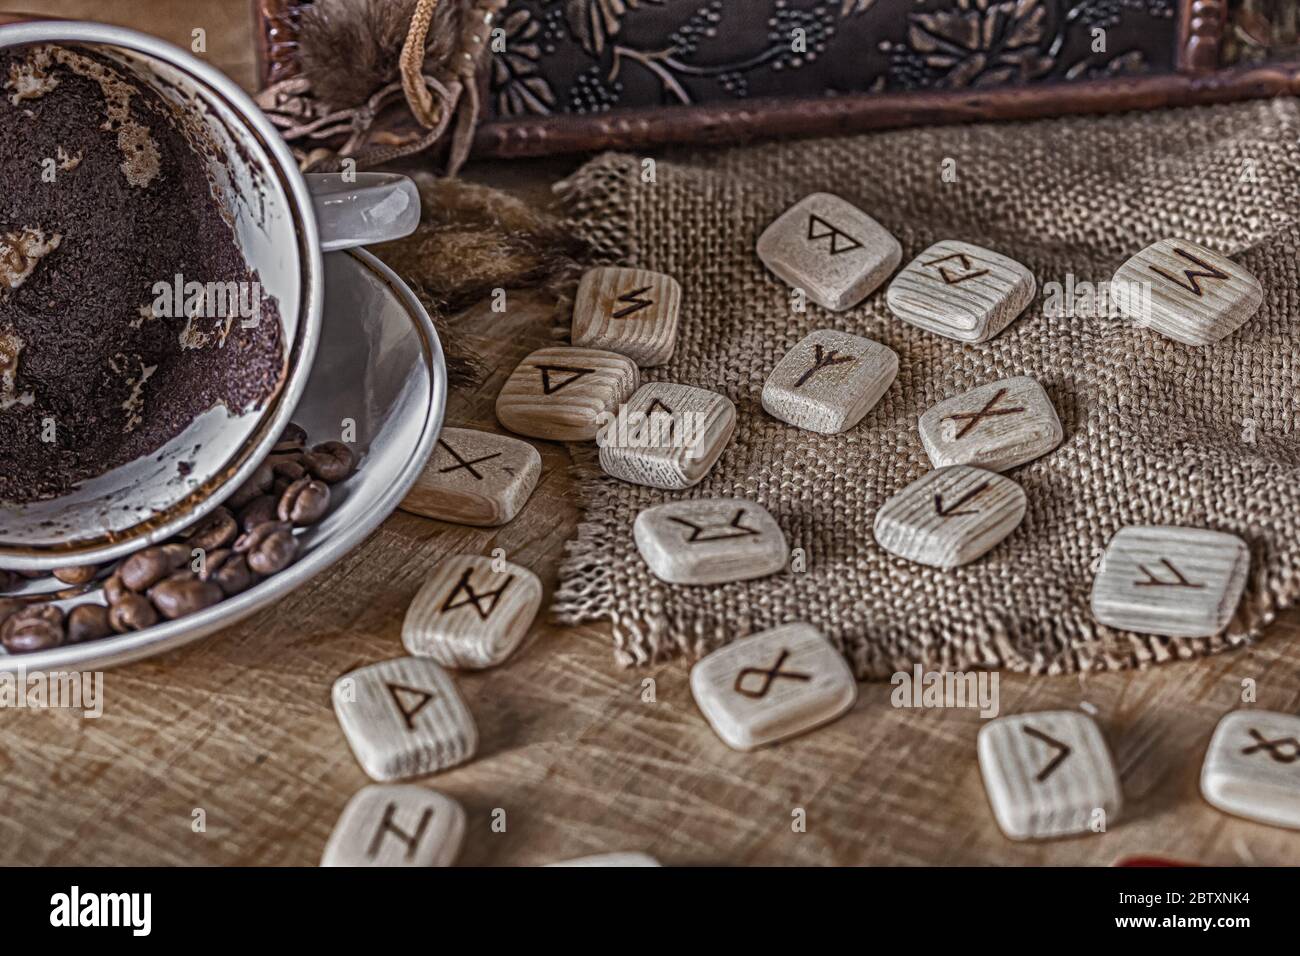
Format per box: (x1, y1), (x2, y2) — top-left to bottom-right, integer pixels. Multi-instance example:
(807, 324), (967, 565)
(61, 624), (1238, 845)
(298, 0), (467, 110)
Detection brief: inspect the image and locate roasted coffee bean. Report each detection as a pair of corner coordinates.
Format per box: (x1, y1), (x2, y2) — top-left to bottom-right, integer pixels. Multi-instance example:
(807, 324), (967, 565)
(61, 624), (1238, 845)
(188, 506), (238, 552)
(238, 494), (279, 532)
(108, 593), (158, 633)
(67, 604), (113, 644)
(303, 441), (354, 484)
(1, 604), (65, 653)
(227, 461), (274, 509)
(103, 573), (130, 605)
(119, 544), (190, 592)
(52, 564), (99, 585)
(236, 521), (299, 575)
(201, 549), (257, 596)
(273, 422), (308, 454)
(271, 459), (307, 495)
(278, 477), (330, 526)
(0, 598), (21, 628)
(150, 574), (223, 620)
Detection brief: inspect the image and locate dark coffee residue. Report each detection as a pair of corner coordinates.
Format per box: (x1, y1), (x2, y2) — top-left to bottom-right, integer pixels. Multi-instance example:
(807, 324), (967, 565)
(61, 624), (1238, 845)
(0, 44), (283, 503)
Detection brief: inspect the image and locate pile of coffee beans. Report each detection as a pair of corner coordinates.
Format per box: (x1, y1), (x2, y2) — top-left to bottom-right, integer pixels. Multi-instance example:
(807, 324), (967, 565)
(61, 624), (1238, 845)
(0, 423), (355, 654)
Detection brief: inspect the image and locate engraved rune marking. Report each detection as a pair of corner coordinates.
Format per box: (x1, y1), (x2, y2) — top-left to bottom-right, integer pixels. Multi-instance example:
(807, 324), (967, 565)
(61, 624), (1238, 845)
(933, 480), (990, 518)
(1241, 728), (1300, 764)
(806, 213), (863, 256)
(733, 649), (812, 699)
(922, 251), (989, 285)
(369, 803), (433, 861)
(437, 439), (500, 480)
(794, 343), (856, 387)
(612, 286), (654, 318)
(636, 397), (676, 443)
(668, 508), (759, 543)
(942, 387), (1026, 440)
(441, 567), (514, 620)
(1022, 725), (1072, 782)
(1148, 247), (1231, 297)
(385, 682), (437, 731)
(537, 364), (594, 395)
(1133, 558), (1204, 589)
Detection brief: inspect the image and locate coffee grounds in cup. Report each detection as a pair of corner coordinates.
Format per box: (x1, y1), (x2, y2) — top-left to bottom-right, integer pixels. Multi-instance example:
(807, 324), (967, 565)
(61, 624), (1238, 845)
(0, 44), (283, 502)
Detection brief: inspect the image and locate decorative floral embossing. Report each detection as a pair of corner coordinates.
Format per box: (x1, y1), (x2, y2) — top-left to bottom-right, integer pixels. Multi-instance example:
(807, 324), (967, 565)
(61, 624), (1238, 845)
(491, 8), (557, 116)
(906, 0), (1054, 88)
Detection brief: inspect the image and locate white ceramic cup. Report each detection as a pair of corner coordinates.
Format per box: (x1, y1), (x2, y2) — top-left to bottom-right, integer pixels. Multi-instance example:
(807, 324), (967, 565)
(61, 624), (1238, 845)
(0, 21), (420, 570)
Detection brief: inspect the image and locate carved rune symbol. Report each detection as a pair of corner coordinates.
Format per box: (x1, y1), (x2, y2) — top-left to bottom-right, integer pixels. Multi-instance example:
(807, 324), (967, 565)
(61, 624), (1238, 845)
(933, 480), (990, 518)
(370, 803), (433, 860)
(441, 567), (514, 620)
(1022, 725), (1072, 782)
(733, 649), (812, 699)
(668, 508), (759, 543)
(635, 397), (676, 443)
(1148, 247), (1231, 297)
(1242, 728), (1300, 764)
(537, 364), (593, 395)
(612, 286), (654, 318)
(942, 387), (1025, 440)
(807, 213), (863, 256)
(1133, 558), (1204, 589)
(922, 251), (989, 285)
(437, 439), (499, 480)
(794, 343), (856, 387)
(385, 682), (437, 731)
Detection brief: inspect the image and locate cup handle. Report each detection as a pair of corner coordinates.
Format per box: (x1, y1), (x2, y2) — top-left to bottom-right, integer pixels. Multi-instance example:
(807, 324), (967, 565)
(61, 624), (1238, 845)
(306, 172), (422, 252)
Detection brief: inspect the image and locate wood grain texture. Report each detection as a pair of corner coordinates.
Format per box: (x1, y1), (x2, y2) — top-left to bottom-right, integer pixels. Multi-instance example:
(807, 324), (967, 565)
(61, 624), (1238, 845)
(761, 329), (898, 435)
(977, 711), (1123, 841)
(400, 427), (541, 527)
(332, 657), (478, 781)
(320, 784), (466, 866)
(7, 8), (1300, 865)
(495, 346), (638, 442)
(545, 851), (661, 866)
(690, 623), (857, 752)
(1112, 238), (1264, 346)
(1200, 710), (1300, 830)
(633, 498), (787, 586)
(1090, 526), (1250, 638)
(873, 465), (1027, 569)
(571, 267), (681, 367)
(402, 554), (542, 670)
(885, 239), (1035, 343)
(918, 375), (1063, 472)
(597, 382), (736, 490)
(756, 192), (901, 312)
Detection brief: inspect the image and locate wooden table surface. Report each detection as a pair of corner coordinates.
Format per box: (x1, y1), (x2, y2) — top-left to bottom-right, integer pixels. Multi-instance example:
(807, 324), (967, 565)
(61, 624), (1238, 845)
(3, 0), (1299, 867)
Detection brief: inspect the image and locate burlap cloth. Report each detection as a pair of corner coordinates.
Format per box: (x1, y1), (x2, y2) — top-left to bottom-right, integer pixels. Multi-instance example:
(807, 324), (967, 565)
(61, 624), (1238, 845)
(549, 99), (1300, 679)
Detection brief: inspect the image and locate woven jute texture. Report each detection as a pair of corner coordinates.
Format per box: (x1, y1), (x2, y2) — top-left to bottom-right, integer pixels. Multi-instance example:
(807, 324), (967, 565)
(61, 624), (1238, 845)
(551, 100), (1300, 680)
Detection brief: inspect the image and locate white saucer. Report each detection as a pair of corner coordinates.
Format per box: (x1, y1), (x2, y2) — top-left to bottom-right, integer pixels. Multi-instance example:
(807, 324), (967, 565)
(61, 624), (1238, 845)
(0, 249), (446, 672)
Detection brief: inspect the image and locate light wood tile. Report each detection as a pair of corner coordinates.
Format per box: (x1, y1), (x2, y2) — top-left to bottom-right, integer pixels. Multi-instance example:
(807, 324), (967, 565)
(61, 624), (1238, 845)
(320, 784), (466, 866)
(1112, 238), (1263, 346)
(1201, 710), (1300, 830)
(886, 239), (1036, 343)
(402, 554), (542, 669)
(544, 852), (662, 867)
(690, 623), (857, 751)
(332, 657), (478, 781)
(597, 382), (736, 489)
(977, 710), (1123, 841)
(571, 266), (681, 366)
(756, 192), (901, 311)
(761, 329), (898, 434)
(495, 346), (638, 441)
(918, 375), (1063, 472)
(873, 465), (1027, 569)
(400, 427), (541, 526)
(633, 497), (787, 585)
(1090, 526), (1250, 638)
